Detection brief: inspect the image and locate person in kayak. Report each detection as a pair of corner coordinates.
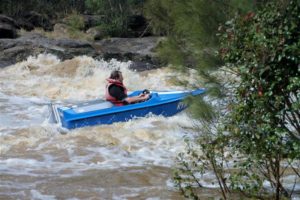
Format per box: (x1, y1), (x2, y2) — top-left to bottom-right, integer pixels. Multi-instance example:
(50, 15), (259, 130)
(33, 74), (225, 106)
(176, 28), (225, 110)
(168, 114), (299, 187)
(105, 70), (150, 106)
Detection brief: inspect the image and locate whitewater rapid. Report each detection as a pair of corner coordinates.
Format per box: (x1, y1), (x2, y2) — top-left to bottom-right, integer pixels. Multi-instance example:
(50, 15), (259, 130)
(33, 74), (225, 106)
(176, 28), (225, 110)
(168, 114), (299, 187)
(1, 54), (299, 199)
(0, 54), (206, 199)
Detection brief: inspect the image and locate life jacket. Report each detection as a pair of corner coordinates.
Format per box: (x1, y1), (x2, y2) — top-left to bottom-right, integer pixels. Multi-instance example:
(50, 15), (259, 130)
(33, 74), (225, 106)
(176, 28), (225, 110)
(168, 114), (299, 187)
(105, 78), (128, 106)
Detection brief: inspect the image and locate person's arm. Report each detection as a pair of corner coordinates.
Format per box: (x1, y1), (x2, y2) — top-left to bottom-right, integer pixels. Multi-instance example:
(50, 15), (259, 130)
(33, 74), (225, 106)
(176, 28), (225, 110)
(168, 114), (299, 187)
(124, 93), (150, 104)
(109, 85), (149, 104)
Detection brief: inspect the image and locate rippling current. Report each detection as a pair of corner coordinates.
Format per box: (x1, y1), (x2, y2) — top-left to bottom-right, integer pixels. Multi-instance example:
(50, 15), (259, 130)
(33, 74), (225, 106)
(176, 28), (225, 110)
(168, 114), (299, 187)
(0, 54), (219, 199)
(1, 54), (300, 200)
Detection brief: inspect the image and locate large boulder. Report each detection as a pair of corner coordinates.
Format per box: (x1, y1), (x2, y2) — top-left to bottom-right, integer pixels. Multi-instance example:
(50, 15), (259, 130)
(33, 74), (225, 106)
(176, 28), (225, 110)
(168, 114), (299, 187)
(0, 33), (96, 68)
(94, 37), (162, 71)
(0, 15), (19, 27)
(0, 15), (19, 38)
(0, 23), (17, 39)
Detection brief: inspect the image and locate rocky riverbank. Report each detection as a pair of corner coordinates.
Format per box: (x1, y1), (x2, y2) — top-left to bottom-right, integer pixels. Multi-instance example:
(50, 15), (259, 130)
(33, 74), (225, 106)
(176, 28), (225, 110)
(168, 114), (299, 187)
(0, 14), (163, 71)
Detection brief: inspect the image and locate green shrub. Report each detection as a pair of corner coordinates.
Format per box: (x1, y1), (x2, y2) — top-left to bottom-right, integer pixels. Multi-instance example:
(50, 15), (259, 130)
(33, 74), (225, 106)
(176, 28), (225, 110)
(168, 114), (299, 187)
(65, 11), (85, 31)
(219, 0), (300, 198)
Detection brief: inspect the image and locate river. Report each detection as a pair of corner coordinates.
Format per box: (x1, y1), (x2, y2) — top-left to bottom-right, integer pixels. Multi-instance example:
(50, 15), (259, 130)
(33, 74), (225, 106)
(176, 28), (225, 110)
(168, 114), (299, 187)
(0, 54), (222, 199)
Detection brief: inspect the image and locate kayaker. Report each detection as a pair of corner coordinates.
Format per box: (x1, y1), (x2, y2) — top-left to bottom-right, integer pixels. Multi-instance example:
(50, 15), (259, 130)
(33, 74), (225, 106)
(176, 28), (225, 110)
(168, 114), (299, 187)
(105, 70), (150, 106)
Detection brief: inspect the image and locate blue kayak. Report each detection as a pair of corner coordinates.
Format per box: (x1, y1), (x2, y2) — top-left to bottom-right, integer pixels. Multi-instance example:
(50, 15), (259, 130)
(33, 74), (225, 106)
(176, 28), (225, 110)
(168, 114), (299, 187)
(51, 88), (205, 129)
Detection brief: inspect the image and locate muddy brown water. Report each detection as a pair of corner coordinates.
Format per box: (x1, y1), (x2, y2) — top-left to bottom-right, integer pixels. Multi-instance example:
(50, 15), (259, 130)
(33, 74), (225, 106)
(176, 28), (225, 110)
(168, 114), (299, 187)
(1, 54), (222, 199)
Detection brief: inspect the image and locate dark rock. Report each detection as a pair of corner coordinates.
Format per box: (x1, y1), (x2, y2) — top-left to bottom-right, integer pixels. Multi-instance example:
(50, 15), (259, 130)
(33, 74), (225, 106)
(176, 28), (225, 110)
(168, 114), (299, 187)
(0, 33), (96, 68)
(82, 15), (103, 30)
(22, 11), (53, 31)
(0, 31), (163, 71)
(55, 38), (92, 48)
(94, 37), (163, 71)
(129, 61), (160, 72)
(1, 45), (34, 61)
(0, 15), (19, 38)
(128, 15), (151, 37)
(95, 37), (159, 56)
(0, 60), (14, 68)
(128, 15), (146, 29)
(0, 23), (17, 38)
(0, 39), (36, 68)
(16, 18), (34, 31)
(0, 15), (19, 28)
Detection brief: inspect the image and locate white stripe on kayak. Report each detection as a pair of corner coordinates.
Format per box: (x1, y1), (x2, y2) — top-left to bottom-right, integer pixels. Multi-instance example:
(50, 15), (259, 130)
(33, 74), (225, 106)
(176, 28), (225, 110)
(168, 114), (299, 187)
(155, 90), (190, 95)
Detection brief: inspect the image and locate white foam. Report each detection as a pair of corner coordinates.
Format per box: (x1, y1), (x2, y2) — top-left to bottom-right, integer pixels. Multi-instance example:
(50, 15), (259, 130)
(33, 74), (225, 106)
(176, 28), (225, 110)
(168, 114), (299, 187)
(0, 53), (212, 198)
(30, 190), (57, 200)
